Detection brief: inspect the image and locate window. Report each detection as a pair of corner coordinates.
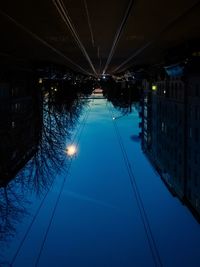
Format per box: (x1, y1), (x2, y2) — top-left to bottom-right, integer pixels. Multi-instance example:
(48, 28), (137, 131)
(178, 154), (182, 165)
(189, 127), (192, 138)
(161, 122), (165, 132)
(195, 128), (199, 143)
(194, 172), (198, 187)
(195, 106), (200, 120)
(188, 188), (191, 200)
(196, 198), (199, 208)
(195, 84), (199, 97)
(188, 147), (191, 160)
(188, 167), (191, 180)
(194, 151), (198, 164)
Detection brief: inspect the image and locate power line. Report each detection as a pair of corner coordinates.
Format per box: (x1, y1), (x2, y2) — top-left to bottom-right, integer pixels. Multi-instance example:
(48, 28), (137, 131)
(35, 106), (91, 266)
(34, 159), (72, 267)
(107, 103), (163, 267)
(112, 0), (200, 73)
(103, 0), (134, 74)
(53, 0), (97, 76)
(0, 9), (90, 76)
(10, 106), (91, 267)
(83, 0), (95, 47)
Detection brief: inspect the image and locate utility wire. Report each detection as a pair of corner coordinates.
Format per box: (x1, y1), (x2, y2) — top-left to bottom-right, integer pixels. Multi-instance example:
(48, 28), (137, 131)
(83, 0), (95, 47)
(53, 0), (97, 76)
(35, 106), (91, 266)
(112, 0), (200, 73)
(10, 106), (91, 267)
(103, 0), (134, 74)
(107, 103), (163, 267)
(0, 9), (90, 76)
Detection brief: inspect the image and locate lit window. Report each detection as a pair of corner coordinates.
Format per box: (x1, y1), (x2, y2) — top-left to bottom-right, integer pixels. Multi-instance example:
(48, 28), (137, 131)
(39, 78), (43, 84)
(161, 122), (165, 132)
(152, 85), (157, 91)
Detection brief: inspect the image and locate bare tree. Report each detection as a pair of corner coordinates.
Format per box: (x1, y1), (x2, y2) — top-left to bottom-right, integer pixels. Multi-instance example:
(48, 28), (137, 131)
(0, 84), (89, 256)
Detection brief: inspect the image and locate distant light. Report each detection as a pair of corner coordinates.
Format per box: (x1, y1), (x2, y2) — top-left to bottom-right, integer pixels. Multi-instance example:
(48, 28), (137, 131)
(51, 86), (54, 90)
(164, 90), (166, 94)
(152, 85), (157, 91)
(39, 78), (43, 84)
(65, 145), (77, 156)
(103, 75), (106, 79)
(164, 64), (184, 77)
(112, 117), (116, 120)
(54, 88), (58, 92)
(192, 52), (200, 57)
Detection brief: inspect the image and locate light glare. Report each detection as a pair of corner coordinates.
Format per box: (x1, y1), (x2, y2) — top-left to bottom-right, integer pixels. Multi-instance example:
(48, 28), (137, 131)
(152, 85), (157, 91)
(66, 145), (77, 156)
(39, 78), (43, 84)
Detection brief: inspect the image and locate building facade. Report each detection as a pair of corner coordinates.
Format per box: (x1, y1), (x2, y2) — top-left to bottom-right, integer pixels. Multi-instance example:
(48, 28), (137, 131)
(0, 71), (42, 187)
(140, 67), (200, 221)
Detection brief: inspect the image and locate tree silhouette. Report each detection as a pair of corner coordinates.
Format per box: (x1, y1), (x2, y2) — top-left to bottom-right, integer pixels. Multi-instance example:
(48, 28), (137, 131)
(0, 81), (89, 256)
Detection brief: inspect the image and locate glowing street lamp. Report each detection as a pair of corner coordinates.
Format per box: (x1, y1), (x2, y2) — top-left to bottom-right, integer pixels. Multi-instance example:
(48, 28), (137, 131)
(65, 145), (77, 156)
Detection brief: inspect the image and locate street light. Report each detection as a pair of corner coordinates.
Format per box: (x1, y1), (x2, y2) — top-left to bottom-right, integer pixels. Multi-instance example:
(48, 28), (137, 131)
(65, 145), (77, 156)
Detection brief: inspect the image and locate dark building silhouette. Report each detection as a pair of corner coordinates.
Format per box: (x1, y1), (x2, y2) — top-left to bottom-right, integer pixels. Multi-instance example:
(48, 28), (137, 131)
(186, 73), (200, 213)
(140, 63), (200, 221)
(0, 71), (42, 187)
